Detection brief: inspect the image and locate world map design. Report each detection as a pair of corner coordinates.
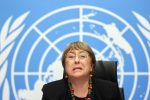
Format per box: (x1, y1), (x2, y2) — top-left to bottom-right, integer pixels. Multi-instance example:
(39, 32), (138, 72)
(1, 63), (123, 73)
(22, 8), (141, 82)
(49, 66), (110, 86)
(11, 5), (150, 100)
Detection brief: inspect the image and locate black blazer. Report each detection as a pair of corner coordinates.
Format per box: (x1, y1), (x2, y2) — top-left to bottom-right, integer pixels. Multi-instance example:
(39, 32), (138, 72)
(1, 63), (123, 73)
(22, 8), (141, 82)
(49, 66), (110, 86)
(42, 78), (122, 100)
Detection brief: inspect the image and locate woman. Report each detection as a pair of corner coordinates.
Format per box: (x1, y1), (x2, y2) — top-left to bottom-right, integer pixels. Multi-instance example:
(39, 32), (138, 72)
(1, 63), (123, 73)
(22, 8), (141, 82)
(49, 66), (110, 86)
(42, 41), (122, 100)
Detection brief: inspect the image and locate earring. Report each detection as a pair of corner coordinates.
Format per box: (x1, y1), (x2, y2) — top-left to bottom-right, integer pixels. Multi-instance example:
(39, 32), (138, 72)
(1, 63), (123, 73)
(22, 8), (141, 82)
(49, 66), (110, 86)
(90, 73), (93, 77)
(65, 74), (68, 78)
(90, 70), (93, 77)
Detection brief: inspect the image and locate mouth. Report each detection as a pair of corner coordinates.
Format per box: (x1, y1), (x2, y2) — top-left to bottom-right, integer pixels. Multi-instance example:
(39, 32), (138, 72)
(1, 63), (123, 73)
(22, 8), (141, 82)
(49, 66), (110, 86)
(73, 67), (82, 71)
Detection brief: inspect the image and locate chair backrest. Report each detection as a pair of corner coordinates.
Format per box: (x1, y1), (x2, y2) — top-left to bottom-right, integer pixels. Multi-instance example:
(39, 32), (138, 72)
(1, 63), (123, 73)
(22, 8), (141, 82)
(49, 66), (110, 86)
(94, 61), (118, 85)
(94, 61), (124, 100)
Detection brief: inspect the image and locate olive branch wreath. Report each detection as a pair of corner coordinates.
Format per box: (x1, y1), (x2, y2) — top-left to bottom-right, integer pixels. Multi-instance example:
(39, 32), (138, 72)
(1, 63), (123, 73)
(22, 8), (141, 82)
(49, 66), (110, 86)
(0, 12), (29, 100)
(0, 10), (149, 100)
(133, 11), (150, 100)
(133, 11), (150, 48)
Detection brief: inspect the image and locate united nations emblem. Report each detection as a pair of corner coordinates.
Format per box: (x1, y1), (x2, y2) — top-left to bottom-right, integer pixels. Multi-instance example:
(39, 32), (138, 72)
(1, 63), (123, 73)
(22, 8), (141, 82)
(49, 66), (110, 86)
(0, 5), (149, 100)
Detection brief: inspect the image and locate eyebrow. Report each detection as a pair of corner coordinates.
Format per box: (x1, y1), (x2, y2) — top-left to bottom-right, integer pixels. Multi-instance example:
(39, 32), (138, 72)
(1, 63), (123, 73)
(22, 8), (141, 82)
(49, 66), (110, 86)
(68, 50), (88, 54)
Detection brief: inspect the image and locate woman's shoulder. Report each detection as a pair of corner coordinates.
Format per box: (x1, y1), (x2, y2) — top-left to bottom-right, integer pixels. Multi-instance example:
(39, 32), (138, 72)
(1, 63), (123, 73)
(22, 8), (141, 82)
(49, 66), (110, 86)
(93, 78), (118, 95)
(42, 78), (66, 90)
(42, 79), (68, 100)
(93, 78), (122, 100)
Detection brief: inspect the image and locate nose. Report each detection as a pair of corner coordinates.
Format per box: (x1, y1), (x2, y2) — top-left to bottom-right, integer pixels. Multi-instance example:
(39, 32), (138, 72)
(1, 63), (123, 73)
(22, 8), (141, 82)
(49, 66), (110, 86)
(74, 56), (80, 64)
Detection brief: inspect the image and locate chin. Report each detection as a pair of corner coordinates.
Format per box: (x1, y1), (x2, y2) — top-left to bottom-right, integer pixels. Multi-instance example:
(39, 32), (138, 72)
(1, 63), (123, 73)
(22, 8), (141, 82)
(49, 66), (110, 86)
(70, 73), (87, 79)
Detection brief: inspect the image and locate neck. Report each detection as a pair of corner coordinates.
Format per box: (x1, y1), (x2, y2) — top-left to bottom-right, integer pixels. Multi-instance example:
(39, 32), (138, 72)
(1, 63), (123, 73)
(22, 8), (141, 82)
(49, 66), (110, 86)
(69, 76), (89, 88)
(68, 76), (91, 98)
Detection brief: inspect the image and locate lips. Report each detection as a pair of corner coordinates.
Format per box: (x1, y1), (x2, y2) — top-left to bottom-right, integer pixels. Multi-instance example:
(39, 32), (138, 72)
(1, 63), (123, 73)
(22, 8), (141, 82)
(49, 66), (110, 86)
(73, 67), (82, 71)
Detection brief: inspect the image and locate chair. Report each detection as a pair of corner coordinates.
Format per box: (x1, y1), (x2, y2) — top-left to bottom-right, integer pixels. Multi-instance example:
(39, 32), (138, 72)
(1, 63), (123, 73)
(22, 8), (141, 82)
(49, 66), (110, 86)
(94, 61), (125, 100)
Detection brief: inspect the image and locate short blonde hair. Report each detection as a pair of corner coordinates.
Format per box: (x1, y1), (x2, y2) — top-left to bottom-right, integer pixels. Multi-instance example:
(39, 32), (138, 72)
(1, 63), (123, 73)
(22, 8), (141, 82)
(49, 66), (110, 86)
(61, 41), (96, 68)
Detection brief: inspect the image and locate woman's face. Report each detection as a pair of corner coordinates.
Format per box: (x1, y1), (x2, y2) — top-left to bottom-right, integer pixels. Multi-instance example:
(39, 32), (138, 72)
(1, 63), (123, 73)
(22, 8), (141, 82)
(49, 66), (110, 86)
(65, 49), (93, 78)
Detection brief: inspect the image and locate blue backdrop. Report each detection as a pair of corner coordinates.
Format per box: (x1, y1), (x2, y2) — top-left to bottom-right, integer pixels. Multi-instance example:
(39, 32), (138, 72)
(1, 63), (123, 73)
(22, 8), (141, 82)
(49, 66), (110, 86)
(0, 0), (150, 100)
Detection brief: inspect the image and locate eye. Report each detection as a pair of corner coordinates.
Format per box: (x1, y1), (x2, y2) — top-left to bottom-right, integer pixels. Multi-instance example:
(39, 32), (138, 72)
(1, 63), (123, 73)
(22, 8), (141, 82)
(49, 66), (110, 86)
(68, 55), (75, 58)
(66, 54), (75, 59)
(79, 54), (87, 59)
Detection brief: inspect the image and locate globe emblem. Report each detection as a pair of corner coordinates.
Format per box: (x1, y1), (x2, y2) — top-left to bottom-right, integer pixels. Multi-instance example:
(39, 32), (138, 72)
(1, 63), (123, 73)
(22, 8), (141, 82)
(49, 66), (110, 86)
(11, 5), (150, 100)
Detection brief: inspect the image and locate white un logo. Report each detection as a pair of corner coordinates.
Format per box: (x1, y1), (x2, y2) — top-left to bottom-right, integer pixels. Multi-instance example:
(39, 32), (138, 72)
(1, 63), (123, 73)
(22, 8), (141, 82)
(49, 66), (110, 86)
(11, 5), (150, 100)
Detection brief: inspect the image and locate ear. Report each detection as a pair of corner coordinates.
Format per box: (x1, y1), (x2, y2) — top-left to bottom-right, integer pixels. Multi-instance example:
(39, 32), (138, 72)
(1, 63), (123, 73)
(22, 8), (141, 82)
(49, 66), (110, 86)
(90, 65), (93, 72)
